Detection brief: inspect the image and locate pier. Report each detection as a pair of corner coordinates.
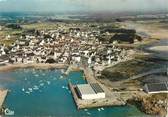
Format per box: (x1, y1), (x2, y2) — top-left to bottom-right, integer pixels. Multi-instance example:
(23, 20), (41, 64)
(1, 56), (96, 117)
(69, 82), (125, 109)
(69, 66), (126, 109)
(65, 64), (80, 75)
(0, 89), (8, 108)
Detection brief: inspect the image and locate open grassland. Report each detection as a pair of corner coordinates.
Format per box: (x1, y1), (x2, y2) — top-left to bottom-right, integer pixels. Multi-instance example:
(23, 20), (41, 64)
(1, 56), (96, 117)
(0, 39), (16, 46)
(0, 28), (21, 46)
(22, 22), (60, 30)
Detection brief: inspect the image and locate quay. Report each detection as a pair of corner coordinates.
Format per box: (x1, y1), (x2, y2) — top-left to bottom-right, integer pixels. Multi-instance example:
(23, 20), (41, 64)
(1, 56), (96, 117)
(0, 89), (8, 108)
(65, 64), (81, 75)
(68, 66), (126, 109)
(69, 82), (125, 109)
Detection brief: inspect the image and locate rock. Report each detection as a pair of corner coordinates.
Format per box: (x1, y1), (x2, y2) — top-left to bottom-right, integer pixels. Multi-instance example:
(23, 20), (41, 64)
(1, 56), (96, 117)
(128, 95), (167, 117)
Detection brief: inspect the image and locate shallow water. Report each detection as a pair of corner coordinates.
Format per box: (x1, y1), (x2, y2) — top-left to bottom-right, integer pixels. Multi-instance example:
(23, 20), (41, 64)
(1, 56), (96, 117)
(143, 39), (168, 60)
(0, 68), (144, 117)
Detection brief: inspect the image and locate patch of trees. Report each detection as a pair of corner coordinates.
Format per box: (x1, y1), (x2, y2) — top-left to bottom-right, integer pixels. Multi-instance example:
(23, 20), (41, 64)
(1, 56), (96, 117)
(45, 58), (56, 63)
(101, 28), (136, 34)
(5, 23), (22, 29)
(110, 33), (135, 44)
(110, 33), (142, 44)
(43, 34), (52, 39)
(69, 28), (80, 32)
(24, 29), (40, 36)
(115, 18), (124, 22)
(96, 35), (111, 43)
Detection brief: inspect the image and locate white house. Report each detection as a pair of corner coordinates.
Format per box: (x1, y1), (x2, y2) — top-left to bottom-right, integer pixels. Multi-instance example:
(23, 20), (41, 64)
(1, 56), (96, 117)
(72, 56), (81, 63)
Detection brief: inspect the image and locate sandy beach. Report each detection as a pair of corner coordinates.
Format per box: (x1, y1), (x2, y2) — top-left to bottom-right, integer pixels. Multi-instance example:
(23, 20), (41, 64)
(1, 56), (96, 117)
(0, 63), (68, 72)
(148, 46), (168, 52)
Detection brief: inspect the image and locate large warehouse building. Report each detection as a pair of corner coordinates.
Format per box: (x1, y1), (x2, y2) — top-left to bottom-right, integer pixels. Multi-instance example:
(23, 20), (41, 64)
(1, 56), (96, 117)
(144, 82), (168, 94)
(76, 83), (105, 100)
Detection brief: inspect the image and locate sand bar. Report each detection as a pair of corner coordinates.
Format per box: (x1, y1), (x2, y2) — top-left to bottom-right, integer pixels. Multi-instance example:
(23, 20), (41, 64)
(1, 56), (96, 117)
(148, 46), (168, 52)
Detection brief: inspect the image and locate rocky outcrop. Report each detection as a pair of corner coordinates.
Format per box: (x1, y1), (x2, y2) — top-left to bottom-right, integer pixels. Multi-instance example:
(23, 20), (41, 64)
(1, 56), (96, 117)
(128, 94), (167, 117)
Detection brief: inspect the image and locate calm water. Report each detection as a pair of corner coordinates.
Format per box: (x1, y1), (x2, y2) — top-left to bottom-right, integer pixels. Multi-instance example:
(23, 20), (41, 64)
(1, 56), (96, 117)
(0, 69), (144, 117)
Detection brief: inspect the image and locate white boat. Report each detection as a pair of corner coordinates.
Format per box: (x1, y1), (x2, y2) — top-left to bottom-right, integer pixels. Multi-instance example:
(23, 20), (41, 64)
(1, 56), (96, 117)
(61, 69), (64, 73)
(98, 108), (101, 111)
(28, 88), (33, 92)
(84, 109), (88, 111)
(40, 83), (44, 86)
(60, 76), (64, 79)
(25, 91), (30, 94)
(35, 74), (39, 77)
(33, 85), (39, 90)
(4, 108), (14, 116)
(22, 88), (25, 92)
(42, 73), (46, 76)
(86, 112), (91, 115)
(47, 81), (51, 85)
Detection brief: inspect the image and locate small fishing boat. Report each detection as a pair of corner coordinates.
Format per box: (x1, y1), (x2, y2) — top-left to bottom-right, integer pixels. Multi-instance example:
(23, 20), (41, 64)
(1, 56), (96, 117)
(25, 91), (30, 94)
(4, 108), (14, 116)
(42, 73), (46, 76)
(84, 109), (88, 111)
(47, 81), (51, 85)
(35, 74), (39, 77)
(59, 76), (64, 79)
(86, 112), (91, 115)
(40, 83), (44, 86)
(22, 88), (25, 92)
(28, 88), (33, 92)
(33, 85), (39, 90)
(98, 108), (101, 111)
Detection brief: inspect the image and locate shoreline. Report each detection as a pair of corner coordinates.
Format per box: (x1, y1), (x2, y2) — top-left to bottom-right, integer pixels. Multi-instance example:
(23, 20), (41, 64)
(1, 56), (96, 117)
(0, 63), (68, 72)
(0, 63), (167, 116)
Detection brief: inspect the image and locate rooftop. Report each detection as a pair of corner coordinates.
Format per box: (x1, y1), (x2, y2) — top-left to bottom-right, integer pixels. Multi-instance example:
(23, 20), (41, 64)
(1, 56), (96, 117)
(145, 82), (168, 93)
(77, 84), (96, 95)
(90, 83), (104, 93)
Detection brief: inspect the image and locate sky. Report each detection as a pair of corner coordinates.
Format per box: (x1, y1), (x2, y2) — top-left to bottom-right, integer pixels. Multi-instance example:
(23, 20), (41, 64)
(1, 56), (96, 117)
(0, 0), (168, 13)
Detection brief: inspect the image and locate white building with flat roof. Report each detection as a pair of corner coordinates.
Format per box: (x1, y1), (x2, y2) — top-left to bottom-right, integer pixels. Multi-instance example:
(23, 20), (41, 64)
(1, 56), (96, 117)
(76, 83), (105, 100)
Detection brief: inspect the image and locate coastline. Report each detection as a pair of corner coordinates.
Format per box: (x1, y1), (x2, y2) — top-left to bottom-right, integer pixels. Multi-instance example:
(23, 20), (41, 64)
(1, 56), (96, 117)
(0, 63), (68, 72)
(0, 63), (167, 116)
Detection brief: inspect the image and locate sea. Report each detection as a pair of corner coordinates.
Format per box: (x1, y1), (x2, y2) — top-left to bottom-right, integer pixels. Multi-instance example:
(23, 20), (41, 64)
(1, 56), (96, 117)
(0, 68), (145, 117)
